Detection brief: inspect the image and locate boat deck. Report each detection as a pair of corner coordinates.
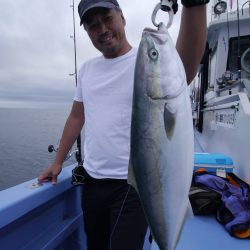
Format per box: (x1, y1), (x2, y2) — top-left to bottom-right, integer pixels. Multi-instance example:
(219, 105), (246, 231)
(1, 163), (249, 249)
(143, 215), (250, 249)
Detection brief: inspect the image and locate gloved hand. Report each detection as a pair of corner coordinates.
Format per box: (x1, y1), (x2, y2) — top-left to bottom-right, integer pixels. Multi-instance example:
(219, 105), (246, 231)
(160, 0), (178, 14)
(181, 0), (210, 8)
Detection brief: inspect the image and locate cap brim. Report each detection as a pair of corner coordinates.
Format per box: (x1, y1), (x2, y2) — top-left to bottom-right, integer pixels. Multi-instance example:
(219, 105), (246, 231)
(80, 2), (117, 25)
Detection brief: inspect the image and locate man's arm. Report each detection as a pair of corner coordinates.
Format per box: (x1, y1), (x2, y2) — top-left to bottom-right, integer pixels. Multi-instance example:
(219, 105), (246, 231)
(38, 101), (85, 184)
(176, 5), (207, 84)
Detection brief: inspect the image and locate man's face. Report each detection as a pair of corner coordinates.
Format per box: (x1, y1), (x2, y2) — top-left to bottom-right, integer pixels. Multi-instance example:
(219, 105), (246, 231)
(83, 8), (129, 58)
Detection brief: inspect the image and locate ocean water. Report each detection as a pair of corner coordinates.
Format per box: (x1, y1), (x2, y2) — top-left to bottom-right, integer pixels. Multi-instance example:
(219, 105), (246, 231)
(0, 105), (78, 191)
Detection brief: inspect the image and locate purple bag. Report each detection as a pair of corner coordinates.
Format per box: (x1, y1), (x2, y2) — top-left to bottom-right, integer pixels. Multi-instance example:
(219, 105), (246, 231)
(193, 171), (250, 238)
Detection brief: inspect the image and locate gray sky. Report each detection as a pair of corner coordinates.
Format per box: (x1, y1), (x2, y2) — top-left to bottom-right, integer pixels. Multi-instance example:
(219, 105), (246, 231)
(0, 0), (216, 108)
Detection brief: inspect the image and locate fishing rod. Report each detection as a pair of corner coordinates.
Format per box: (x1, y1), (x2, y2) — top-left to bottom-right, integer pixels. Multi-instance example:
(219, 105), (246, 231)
(213, 1), (232, 79)
(70, 0), (82, 164)
(226, 2), (230, 73)
(48, 0), (82, 165)
(70, 0), (87, 186)
(71, 0), (78, 87)
(236, 0), (241, 80)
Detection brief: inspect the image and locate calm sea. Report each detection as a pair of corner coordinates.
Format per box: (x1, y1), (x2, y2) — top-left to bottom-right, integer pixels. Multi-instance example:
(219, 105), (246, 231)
(0, 104), (78, 191)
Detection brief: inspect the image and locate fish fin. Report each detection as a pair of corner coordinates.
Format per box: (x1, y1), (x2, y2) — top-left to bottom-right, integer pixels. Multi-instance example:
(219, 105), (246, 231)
(127, 158), (139, 193)
(163, 104), (176, 140)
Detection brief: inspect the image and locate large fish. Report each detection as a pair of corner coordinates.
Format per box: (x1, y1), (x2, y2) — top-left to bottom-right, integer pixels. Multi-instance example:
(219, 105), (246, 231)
(128, 23), (194, 250)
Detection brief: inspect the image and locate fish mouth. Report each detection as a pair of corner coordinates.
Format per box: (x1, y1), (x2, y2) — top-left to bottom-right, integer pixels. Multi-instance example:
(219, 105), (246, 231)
(142, 27), (168, 45)
(143, 27), (166, 34)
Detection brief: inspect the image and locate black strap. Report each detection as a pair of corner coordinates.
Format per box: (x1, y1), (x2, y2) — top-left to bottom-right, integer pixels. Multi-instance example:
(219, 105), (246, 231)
(181, 0), (209, 8)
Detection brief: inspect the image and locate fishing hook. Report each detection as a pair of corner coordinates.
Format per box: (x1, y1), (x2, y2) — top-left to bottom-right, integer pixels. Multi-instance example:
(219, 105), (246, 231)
(151, 0), (175, 29)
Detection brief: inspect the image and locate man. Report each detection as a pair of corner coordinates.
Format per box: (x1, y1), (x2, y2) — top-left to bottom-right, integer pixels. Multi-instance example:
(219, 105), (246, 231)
(38, 0), (208, 249)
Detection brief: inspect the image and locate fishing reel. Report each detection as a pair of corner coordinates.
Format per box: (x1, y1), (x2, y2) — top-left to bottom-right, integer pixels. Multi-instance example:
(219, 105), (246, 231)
(214, 1), (227, 15)
(71, 161), (87, 186)
(48, 144), (86, 186)
(48, 144), (80, 162)
(216, 70), (236, 89)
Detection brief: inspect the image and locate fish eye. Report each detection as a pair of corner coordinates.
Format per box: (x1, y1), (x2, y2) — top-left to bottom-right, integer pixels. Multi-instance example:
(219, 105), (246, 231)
(148, 48), (158, 60)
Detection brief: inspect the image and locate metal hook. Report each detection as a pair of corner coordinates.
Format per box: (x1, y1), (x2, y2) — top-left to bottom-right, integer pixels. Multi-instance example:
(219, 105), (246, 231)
(151, 0), (174, 29)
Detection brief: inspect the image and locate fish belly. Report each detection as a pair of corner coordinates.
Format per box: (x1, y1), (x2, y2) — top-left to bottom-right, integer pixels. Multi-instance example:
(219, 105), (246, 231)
(130, 86), (194, 250)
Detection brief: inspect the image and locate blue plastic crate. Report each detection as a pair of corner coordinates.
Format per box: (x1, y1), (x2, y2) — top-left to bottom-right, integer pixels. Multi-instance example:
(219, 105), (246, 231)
(194, 153), (234, 174)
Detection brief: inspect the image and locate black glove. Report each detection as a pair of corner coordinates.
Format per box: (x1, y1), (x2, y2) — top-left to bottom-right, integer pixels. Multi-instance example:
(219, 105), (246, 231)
(170, 0), (178, 14)
(181, 0), (209, 8)
(160, 0), (178, 14)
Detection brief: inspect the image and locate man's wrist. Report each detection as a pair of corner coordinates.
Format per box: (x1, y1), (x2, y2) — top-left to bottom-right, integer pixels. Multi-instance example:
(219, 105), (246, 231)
(181, 0), (209, 8)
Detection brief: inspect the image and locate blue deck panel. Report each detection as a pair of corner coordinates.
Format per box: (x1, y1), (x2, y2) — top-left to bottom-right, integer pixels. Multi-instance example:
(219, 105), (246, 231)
(148, 216), (250, 250)
(0, 165), (86, 250)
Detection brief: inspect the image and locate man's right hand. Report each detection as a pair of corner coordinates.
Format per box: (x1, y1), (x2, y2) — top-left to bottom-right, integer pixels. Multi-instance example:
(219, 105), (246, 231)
(37, 101), (85, 186)
(38, 162), (62, 185)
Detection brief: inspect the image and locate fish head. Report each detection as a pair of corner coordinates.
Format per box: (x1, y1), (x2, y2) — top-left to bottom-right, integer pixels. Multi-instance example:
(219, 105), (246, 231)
(136, 23), (186, 101)
(135, 24), (188, 140)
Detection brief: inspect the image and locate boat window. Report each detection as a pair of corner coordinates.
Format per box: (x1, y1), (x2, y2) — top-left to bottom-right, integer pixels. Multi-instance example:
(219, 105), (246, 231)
(227, 35), (250, 78)
(241, 48), (250, 75)
(208, 53), (217, 88)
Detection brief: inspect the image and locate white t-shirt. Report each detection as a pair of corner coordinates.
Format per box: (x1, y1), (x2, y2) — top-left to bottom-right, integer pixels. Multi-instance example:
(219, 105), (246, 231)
(74, 47), (137, 179)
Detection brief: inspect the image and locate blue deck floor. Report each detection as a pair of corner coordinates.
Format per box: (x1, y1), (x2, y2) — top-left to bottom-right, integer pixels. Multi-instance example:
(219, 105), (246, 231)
(147, 216), (250, 250)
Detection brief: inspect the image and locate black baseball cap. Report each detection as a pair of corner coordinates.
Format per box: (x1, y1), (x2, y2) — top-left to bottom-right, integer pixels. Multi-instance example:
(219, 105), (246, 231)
(78, 0), (120, 25)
